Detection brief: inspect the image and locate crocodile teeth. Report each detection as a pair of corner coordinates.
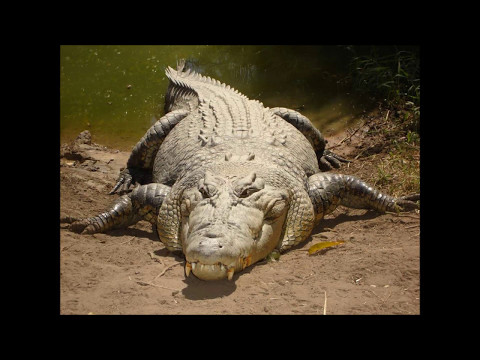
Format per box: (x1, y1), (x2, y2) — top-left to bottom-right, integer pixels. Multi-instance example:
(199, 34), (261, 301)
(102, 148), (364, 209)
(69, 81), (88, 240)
(185, 262), (192, 277)
(242, 255), (252, 270)
(227, 267), (235, 281)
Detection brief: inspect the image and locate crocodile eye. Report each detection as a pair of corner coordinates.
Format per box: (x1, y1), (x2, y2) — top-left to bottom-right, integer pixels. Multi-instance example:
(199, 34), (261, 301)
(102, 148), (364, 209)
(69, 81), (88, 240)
(233, 172), (265, 198)
(199, 187), (208, 198)
(199, 184), (217, 198)
(237, 187), (258, 198)
(198, 172), (220, 198)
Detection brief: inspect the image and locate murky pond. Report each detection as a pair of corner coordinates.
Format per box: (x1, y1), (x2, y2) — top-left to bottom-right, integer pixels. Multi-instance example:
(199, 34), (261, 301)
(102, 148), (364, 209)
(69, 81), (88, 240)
(60, 45), (372, 150)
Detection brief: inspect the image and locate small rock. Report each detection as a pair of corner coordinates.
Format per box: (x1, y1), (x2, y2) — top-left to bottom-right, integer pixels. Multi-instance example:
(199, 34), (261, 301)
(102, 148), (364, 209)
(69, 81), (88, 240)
(75, 130), (92, 145)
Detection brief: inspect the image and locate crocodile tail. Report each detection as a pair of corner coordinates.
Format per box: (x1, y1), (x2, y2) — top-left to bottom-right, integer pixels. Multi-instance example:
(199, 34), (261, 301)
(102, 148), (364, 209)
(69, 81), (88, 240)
(164, 60), (249, 100)
(176, 58), (186, 72)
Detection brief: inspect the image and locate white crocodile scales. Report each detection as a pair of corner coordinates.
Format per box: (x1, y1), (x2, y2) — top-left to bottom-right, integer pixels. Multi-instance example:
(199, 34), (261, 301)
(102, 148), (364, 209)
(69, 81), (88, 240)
(69, 60), (419, 281)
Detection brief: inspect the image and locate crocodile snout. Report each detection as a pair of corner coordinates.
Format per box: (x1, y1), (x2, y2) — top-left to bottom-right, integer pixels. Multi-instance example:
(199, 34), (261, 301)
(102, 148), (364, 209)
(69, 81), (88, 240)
(184, 230), (253, 281)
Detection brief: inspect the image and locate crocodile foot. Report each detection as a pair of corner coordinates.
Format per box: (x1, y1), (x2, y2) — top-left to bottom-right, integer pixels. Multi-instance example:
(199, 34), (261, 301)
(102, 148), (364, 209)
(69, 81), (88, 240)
(318, 149), (351, 171)
(109, 167), (151, 194)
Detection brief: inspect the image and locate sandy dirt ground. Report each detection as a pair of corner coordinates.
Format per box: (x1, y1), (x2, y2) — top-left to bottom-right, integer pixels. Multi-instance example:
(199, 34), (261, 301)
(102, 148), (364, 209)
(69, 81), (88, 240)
(59, 122), (420, 315)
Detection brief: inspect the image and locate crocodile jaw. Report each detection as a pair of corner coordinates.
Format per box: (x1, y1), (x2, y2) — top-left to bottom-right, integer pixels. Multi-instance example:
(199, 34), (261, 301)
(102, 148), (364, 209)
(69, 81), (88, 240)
(182, 226), (256, 281)
(184, 256), (252, 281)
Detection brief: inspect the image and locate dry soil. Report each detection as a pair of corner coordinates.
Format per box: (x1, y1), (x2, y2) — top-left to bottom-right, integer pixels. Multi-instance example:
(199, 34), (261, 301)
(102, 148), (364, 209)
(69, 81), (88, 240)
(59, 119), (420, 315)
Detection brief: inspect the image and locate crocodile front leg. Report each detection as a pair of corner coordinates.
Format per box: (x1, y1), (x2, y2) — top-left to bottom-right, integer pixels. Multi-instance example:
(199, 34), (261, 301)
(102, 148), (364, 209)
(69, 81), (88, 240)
(270, 107), (350, 171)
(70, 183), (170, 234)
(307, 172), (419, 223)
(109, 109), (189, 194)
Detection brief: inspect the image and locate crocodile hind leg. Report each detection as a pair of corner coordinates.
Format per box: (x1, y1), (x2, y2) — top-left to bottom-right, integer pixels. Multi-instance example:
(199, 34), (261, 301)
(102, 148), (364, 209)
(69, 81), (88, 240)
(109, 110), (189, 194)
(270, 107), (350, 171)
(307, 172), (419, 223)
(70, 183), (170, 234)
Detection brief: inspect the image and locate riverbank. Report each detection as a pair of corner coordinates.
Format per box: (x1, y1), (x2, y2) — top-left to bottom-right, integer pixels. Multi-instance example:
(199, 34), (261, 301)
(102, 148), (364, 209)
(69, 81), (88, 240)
(59, 109), (420, 315)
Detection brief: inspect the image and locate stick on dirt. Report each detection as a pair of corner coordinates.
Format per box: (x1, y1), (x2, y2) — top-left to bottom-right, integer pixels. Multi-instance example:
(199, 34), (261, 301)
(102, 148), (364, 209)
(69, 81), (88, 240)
(323, 291), (327, 315)
(153, 262), (182, 280)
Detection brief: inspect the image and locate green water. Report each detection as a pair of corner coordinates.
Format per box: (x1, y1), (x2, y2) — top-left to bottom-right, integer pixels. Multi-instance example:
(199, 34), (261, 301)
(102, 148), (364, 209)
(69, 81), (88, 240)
(60, 45), (372, 151)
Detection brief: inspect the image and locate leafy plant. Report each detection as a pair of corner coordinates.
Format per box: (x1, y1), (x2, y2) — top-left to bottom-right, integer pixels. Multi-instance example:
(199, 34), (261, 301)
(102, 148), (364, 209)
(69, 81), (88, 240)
(343, 46), (420, 109)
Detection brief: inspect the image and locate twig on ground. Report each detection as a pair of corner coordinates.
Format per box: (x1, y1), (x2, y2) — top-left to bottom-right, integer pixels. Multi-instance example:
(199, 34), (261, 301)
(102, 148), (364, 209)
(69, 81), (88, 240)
(153, 262), (182, 280)
(116, 236), (135, 246)
(354, 143), (380, 160)
(136, 280), (180, 293)
(369, 289), (392, 305)
(328, 122), (365, 150)
(323, 291), (327, 315)
(385, 211), (420, 219)
(61, 243), (76, 252)
(104, 236), (135, 248)
(148, 251), (164, 265)
(301, 270), (316, 284)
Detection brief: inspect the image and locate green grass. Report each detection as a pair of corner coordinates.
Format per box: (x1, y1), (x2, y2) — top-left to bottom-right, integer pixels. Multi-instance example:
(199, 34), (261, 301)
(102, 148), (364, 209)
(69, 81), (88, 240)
(343, 46), (420, 135)
(371, 139), (420, 197)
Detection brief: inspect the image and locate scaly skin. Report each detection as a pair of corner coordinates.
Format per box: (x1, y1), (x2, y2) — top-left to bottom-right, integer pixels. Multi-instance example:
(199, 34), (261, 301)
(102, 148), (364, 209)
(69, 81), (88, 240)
(109, 110), (190, 194)
(71, 183), (170, 234)
(70, 60), (419, 281)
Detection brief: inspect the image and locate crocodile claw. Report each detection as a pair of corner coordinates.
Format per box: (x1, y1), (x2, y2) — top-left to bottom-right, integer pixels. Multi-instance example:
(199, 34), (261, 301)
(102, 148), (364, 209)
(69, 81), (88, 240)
(109, 168), (134, 194)
(394, 194), (420, 211)
(318, 149), (351, 171)
(110, 167), (152, 194)
(69, 218), (97, 234)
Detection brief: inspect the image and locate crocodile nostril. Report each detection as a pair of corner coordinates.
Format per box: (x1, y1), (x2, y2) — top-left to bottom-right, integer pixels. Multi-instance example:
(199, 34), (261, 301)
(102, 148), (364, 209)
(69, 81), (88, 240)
(205, 232), (222, 238)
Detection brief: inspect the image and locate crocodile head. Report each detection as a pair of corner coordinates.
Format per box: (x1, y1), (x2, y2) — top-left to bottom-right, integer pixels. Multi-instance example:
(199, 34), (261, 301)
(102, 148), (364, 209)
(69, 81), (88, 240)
(177, 169), (291, 280)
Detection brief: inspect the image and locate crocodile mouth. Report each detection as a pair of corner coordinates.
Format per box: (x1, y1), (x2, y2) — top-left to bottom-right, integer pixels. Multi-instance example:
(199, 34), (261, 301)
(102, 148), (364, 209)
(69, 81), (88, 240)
(185, 255), (252, 281)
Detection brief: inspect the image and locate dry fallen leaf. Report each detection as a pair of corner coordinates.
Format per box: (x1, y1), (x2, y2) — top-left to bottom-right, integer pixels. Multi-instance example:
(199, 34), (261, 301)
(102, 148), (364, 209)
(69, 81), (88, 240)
(308, 240), (345, 255)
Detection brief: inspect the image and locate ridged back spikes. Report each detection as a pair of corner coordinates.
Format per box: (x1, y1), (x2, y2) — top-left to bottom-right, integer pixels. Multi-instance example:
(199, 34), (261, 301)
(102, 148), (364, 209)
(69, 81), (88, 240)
(165, 64), (250, 101)
(165, 61), (265, 140)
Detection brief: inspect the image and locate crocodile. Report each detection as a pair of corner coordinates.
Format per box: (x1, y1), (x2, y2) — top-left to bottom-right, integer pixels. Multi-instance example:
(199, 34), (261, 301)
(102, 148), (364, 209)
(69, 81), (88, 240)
(69, 60), (419, 281)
